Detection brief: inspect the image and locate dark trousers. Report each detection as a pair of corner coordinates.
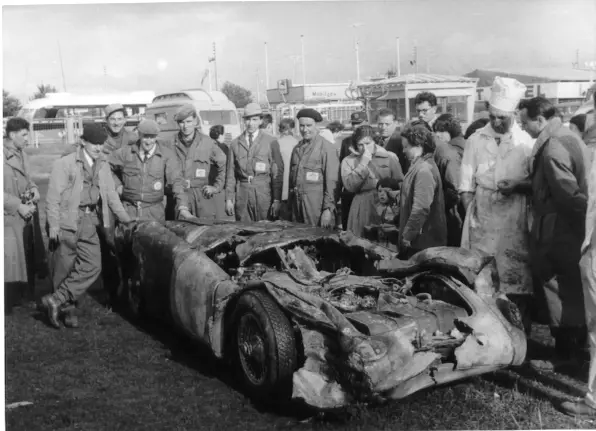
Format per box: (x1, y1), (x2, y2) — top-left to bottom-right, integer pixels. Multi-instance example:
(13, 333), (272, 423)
(341, 193), (354, 231)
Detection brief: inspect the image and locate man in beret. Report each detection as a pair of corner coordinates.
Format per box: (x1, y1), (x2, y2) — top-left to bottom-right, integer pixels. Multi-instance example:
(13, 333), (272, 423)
(103, 103), (137, 154)
(338, 111), (368, 230)
(165, 104), (227, 220)
(225, 102), (284, 221)
(109, 119), (191, 222)
(41, 123), (133, 329)
(289, 108), (339, 228)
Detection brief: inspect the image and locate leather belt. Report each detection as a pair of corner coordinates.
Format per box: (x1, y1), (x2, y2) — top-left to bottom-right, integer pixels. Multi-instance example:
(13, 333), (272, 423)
(238, 176), (254, 184)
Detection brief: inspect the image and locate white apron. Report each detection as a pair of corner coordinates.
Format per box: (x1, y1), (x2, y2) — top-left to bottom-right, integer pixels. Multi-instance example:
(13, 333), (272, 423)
(459, 123), (534, 295)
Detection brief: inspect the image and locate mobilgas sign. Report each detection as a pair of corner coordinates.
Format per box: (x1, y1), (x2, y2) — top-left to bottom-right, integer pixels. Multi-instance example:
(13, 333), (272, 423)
(304, 84), (351, 101)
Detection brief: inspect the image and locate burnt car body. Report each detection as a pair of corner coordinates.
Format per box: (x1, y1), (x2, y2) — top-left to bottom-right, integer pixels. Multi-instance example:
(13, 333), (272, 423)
(120, 219), (526, 409)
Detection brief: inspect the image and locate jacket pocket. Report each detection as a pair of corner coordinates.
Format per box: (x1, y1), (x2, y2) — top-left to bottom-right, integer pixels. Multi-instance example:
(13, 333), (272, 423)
(303, 161), (323, 184)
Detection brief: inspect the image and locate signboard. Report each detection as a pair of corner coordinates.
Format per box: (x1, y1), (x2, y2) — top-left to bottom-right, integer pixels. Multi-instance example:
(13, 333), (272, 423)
(303, 84), (351, 102)
(476, 81), (592, 102)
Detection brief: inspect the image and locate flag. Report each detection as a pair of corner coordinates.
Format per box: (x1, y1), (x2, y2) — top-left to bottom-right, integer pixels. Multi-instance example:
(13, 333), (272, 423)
(201, 68), (209, 86)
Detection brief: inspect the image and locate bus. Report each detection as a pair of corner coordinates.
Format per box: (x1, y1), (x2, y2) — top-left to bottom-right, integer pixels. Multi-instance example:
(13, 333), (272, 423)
(17, 91), (155, 144)
(144, 88), (241, 143)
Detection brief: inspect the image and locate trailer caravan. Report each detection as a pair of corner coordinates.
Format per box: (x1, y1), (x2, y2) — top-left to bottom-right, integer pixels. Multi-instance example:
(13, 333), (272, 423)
(144, 89), (241, 143)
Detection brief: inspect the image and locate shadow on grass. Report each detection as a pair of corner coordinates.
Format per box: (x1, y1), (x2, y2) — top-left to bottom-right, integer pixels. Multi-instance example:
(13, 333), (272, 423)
(83, 285), (318, 421)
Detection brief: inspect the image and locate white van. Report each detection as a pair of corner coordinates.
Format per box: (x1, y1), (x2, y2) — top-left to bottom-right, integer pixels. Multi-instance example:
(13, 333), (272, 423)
(144, 89), (241, 143)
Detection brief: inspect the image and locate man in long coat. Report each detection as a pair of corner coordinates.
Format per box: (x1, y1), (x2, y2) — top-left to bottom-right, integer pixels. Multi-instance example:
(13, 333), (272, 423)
(520, 96), (589, 361)
(459, 77), (535, 333)
(4, 117), (45, 312)
(289, 108), (339, 228)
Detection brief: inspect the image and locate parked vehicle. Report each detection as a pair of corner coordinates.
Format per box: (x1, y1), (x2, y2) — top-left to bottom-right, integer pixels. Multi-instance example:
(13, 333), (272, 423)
(118, 219), (527, 410)
(144, 89), (241, 143)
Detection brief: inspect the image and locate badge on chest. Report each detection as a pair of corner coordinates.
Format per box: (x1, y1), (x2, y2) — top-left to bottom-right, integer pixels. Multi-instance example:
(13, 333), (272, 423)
(255, 162), (267, 173)
(153, 181), (163, 191)
(305, 171), (320, 182)
(195, 168), (207, 178)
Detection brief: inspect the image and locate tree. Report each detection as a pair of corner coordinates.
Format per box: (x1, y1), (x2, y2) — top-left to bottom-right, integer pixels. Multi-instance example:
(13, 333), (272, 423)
(3, 90), (22, 117)
(221, 81), (253, 108)
(31, 83), (58, 100)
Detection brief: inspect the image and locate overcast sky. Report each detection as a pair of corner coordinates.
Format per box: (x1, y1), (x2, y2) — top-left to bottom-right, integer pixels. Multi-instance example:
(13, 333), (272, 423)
(3, 0), (596, 102)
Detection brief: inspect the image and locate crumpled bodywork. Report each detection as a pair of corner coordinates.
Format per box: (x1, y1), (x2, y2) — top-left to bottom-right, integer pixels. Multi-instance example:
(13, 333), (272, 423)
(126, 220), (526, 410)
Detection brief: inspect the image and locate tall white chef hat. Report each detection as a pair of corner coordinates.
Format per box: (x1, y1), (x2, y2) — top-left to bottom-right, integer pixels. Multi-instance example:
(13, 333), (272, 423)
(489, 76), (527, 114)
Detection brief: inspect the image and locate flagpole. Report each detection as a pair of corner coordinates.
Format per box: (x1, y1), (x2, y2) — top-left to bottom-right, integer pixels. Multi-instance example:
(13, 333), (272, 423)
(264, 42), (270, 90)
(301, 35), (306, 87)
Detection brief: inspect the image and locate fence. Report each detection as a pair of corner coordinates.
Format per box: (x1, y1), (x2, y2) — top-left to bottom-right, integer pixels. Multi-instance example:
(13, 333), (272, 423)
(28, 116), (142, 147)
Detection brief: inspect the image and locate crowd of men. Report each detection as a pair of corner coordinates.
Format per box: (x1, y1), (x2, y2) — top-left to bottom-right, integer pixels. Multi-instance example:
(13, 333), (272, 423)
(3, 75), (596, 417)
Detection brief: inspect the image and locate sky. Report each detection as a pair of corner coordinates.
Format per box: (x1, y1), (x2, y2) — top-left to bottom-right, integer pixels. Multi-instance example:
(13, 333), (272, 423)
(2, 0), (596, 103)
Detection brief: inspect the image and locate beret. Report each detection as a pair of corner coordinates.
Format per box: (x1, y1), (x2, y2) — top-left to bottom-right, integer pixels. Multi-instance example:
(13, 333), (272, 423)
(80, 123), (108, 146)
(137, 119), (160, 135)
(296, 108), (323, 122)
(174, 104), (197, 122)
(105, 103), (125, 118)
(350, 111), (367, 123)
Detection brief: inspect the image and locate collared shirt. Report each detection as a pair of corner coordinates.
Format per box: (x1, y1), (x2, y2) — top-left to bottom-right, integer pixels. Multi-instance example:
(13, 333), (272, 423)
(141, 144), (157, 161)
(83, 149), (94, 167)
(247, 130), (259, 146)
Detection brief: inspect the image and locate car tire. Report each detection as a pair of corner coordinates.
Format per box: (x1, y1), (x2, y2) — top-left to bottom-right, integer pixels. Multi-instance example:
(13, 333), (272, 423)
(233, 290), (297, 399)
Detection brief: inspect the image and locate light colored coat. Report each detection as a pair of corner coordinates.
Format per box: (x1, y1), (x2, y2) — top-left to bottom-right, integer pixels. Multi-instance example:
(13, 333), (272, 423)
(46, 148), (131, 232)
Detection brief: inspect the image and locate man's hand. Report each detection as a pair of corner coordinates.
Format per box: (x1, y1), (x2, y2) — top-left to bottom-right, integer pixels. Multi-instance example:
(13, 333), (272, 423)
(202, 185), (218, 199)
(320, 209), (333, 229)
(179, 209), (192, 219)
(497, 179), (518, 197)
(31, 188), (41, 204)
(269, 201), (281, 219)
(401, 239), (412, 250)
(225, 200), (235, 216)
(18, 203), (35, 220)
(49, 227), (60, 243)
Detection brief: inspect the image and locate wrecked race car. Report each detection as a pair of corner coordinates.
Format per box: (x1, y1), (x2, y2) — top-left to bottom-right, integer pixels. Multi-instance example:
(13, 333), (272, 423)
(119, 219), (526, 410)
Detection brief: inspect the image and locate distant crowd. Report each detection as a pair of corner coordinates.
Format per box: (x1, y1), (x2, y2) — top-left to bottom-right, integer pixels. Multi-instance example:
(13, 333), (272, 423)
(4, 75), (596, 417)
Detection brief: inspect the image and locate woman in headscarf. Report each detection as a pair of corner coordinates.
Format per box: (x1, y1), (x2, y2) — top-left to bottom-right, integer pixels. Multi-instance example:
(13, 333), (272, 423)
(398, 125), (447, 258)
(340, 125), (403, 237)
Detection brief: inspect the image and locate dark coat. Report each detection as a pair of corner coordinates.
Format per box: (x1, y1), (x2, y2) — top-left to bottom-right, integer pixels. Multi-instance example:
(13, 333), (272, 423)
(381, 129), (409, 175)
(448, 136), (465, 162)
(398, 153), (447, 254)
(531, 118), (589, 250)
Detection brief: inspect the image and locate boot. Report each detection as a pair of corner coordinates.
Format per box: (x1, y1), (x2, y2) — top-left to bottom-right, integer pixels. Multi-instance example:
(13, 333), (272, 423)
(559, 400), (596, 418)
(61, 305), (79, 329)
(41, 293), (65, 329)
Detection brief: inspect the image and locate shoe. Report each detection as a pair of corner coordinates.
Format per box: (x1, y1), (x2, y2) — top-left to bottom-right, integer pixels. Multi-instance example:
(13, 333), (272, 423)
(41, 294), (62, 329)
(559, 400), (596, 418)
(528, 357), (579, 372)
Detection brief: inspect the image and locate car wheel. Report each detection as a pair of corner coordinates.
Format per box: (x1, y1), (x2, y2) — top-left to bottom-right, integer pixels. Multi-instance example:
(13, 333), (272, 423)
(233, 290), (297, 399)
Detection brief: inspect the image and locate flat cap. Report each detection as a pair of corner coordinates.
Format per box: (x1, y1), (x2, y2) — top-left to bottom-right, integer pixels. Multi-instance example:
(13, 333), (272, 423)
(350, 111), (367, 124)
(80, 123), (108, 146)
(137, 119), (160, 135)
(105, 103), (125, 118)
(296, 108), (323, 122)
(174, 103), (197, 122)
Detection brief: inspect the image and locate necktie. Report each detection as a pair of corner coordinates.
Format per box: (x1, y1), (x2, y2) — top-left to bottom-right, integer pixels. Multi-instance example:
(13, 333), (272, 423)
(144, 150), (150, 162)
(495, 137), (501, 146)
(248, 133), (253, 148)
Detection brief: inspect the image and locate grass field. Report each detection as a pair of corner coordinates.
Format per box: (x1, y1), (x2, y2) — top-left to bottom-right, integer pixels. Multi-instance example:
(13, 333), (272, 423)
(5, 143), (596, 430)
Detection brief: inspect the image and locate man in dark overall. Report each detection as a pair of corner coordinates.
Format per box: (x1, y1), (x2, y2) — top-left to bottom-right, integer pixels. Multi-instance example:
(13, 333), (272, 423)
(165, 104), (227, 220)
(225, 103), (284, 221)
(41, 123), (132, 328)
(109, 119), (191, 222)
(289, 108), (339, 228)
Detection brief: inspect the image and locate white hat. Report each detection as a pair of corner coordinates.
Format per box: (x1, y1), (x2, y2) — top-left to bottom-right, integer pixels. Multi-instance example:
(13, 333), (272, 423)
(489, 77), (527, 113)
